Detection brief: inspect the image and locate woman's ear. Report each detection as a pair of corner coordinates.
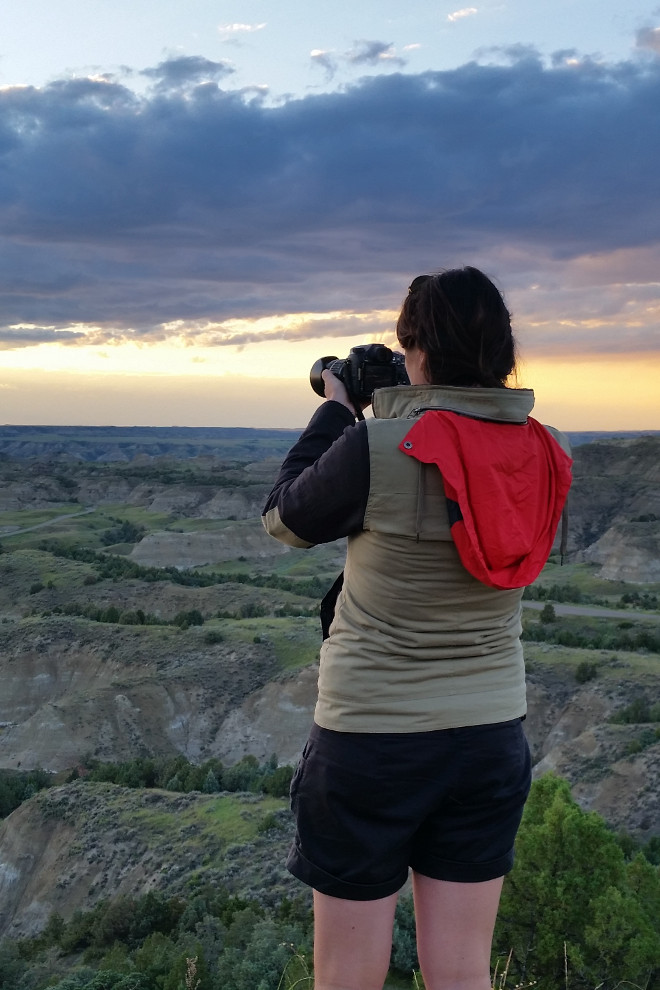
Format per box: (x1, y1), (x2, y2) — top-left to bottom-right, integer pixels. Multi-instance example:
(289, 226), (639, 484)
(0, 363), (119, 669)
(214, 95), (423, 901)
(404, 346), (431, 386)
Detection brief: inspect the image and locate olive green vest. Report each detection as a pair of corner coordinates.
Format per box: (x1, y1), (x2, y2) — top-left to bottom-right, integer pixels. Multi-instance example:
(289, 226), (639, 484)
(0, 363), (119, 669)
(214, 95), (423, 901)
(315, 385), (548, 733)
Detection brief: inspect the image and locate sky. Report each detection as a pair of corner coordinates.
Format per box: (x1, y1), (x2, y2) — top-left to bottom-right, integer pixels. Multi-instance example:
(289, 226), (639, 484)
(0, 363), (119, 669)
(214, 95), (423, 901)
(1, 1), (660, 429)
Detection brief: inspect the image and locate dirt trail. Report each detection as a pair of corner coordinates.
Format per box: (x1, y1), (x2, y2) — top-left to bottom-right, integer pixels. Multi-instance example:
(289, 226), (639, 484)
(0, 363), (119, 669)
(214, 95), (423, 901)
(522, 601), (660, 622)
(2, 507), (95, 537)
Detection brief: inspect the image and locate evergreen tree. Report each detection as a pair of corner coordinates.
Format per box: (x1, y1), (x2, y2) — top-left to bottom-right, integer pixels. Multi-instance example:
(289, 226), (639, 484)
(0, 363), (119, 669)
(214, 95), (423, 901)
(495, 774), (660, 989)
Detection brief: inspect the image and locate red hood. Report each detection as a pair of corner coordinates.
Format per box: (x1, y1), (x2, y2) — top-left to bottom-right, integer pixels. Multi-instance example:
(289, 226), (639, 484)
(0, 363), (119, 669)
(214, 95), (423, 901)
(399, 410), (573, 590)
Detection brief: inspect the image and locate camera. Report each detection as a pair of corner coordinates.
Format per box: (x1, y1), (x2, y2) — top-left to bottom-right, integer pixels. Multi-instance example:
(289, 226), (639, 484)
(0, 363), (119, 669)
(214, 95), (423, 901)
(310, 344), (409, 404)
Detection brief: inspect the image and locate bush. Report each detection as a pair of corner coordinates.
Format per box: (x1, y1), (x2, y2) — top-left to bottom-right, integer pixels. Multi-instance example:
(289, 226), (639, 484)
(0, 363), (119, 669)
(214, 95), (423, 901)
(257, 811), (282, 833)
(173, 609), (204, 629)
(575, 661), (598, 684)
(391, 895), (418, 974)
(262, 765), (294, 798)
(0, 769), (52, 818)
(203, 630), (224, 644)
(611, 698), (660, 724)
(100, 520), (146, 546)
(539, 603), (556, 623)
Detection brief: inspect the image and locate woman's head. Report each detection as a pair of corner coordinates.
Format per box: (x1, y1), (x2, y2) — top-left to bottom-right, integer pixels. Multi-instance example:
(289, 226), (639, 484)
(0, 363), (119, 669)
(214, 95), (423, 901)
(396, 266), (517, 388)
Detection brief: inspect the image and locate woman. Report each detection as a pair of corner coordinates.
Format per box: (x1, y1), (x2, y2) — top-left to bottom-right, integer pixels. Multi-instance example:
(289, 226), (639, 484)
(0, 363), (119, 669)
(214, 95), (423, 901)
(262, 267), (572, 990)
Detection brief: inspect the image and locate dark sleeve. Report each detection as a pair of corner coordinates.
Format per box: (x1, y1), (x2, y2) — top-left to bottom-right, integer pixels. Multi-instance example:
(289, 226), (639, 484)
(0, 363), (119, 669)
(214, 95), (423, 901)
(262, 400), (370, 546)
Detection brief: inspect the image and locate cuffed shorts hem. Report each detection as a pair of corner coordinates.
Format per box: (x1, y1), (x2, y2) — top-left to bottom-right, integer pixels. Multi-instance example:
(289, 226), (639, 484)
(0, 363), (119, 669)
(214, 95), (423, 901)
(286, 843), (409, 901)
(410, 848), (514, 884)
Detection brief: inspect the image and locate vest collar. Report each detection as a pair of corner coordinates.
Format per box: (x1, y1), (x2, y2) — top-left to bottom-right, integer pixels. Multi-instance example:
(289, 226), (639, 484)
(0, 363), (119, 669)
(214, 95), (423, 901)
(371, 384), (535, 423)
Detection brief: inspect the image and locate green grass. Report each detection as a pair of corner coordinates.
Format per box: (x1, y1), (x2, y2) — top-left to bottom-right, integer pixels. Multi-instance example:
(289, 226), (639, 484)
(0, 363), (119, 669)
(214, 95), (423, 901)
(0, 548), (97, 593)
(534, 560), (660, 599)
(261, 543), (345, 580)
(1, 510), (121, 551)
(127, 791), (286, 847)
(220, 616), (321, 669)
(523, 640), (660, 678)
(99, 503), (177, 530)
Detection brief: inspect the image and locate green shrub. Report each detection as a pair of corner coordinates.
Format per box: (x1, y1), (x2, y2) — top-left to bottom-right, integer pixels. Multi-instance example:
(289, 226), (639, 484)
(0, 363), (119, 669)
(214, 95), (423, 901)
(262, 765), (294, 798)
(173, 609), (204, 629)
(611, 698), (660, 724)
(100, 520), (146, 546)
(575, 661), (598, 684)
(539, 603), (557, 623)
(203, 630), (224, 644)
(257, 811), (282, 833)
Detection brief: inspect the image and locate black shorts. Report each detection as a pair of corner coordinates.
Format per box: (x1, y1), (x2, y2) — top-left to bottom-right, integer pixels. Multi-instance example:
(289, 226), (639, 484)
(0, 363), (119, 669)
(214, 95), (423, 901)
(287, 719), (531, 901)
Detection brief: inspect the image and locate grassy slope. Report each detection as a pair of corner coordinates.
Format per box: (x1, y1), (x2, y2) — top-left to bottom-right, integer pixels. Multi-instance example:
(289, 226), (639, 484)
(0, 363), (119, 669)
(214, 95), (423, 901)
(534, 558), (660, 598)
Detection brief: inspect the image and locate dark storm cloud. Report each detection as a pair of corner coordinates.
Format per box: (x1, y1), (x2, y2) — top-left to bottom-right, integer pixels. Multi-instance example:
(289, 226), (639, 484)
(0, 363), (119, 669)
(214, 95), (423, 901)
(2, 51), (660, 354)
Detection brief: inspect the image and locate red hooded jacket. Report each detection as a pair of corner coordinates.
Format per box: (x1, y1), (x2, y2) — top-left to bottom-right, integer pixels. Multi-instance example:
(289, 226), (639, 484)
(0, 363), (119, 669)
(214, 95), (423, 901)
(399, 410), (573, 590)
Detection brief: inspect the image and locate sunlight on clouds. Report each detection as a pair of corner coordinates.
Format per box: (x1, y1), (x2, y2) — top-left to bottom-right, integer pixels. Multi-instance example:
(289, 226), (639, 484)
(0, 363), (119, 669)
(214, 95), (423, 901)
(218, 23), (267, 35)
(1, 301), (658, 429)
(0, 309), (400, 384)
(448, 8), (478, 23)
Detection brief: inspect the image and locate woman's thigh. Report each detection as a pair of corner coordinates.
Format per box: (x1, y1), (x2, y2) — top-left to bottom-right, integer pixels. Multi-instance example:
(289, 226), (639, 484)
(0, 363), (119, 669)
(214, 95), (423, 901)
(412, 872), (503, 990)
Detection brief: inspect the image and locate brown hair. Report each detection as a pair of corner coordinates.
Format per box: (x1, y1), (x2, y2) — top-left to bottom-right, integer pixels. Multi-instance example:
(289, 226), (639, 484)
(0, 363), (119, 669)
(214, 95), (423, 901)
(396, 267), (517, 388)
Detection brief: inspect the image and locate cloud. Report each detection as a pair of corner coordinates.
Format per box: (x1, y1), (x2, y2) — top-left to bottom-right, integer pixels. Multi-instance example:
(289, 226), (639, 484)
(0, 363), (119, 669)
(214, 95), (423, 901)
(636, 26), (660, 54)
(218, 23), (267, 35)
(0, 327), (87, 350)
(346, 40), (406, 67)
(311, 49), (338, 79)
(188, 311), (396, 349)
(312, 41), (406, 78)
(2, 55), (660, 358)
(448, 8), (478, 23)
(474, 42), (542, 65)
(141, 56), (234, 91)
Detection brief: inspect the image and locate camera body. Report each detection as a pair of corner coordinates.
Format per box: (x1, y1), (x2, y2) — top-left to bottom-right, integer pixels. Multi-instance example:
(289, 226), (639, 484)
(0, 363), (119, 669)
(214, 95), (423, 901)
(310, 344), (409, 403)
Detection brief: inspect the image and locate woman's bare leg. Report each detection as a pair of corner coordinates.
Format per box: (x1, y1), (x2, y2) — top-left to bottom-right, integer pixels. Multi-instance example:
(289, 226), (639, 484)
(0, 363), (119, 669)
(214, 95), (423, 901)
(312, 889), (399, 990)
(412, 872), (504, 990)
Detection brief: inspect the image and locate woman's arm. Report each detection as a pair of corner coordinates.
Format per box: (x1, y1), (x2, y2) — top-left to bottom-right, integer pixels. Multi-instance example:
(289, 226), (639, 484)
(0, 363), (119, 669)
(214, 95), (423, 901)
(262, 399), (370, 547)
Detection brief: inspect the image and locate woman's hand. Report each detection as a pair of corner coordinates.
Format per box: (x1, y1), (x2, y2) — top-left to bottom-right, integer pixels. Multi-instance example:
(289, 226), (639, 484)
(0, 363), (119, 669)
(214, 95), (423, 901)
(321, 370), (359, 415)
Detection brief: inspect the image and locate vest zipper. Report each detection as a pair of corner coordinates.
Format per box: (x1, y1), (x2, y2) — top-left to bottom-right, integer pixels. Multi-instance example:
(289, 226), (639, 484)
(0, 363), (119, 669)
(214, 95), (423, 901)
(407, 405), (527, 424)
(415, 461), (424, 541)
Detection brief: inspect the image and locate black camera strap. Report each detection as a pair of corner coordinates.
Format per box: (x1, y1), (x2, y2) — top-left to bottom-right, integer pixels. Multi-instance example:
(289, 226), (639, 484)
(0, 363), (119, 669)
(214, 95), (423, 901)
(346, 386), (366, 421)
(320, 571), (344, 640)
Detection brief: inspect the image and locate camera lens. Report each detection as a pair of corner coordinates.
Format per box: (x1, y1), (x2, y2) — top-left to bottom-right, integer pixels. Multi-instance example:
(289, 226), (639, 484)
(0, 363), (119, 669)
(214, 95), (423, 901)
(309, 356), (339, 397)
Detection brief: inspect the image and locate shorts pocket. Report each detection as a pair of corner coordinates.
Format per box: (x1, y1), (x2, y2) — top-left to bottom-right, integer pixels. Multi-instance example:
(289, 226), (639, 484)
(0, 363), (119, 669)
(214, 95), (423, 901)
(289, 736), (314, 806)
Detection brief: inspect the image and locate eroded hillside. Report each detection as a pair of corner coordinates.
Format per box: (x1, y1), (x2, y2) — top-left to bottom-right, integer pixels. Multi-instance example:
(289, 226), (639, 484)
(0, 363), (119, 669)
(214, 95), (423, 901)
(0, 436), (658, 941)
(569, 435), (660, 581)
(0, 782), (297, 939)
